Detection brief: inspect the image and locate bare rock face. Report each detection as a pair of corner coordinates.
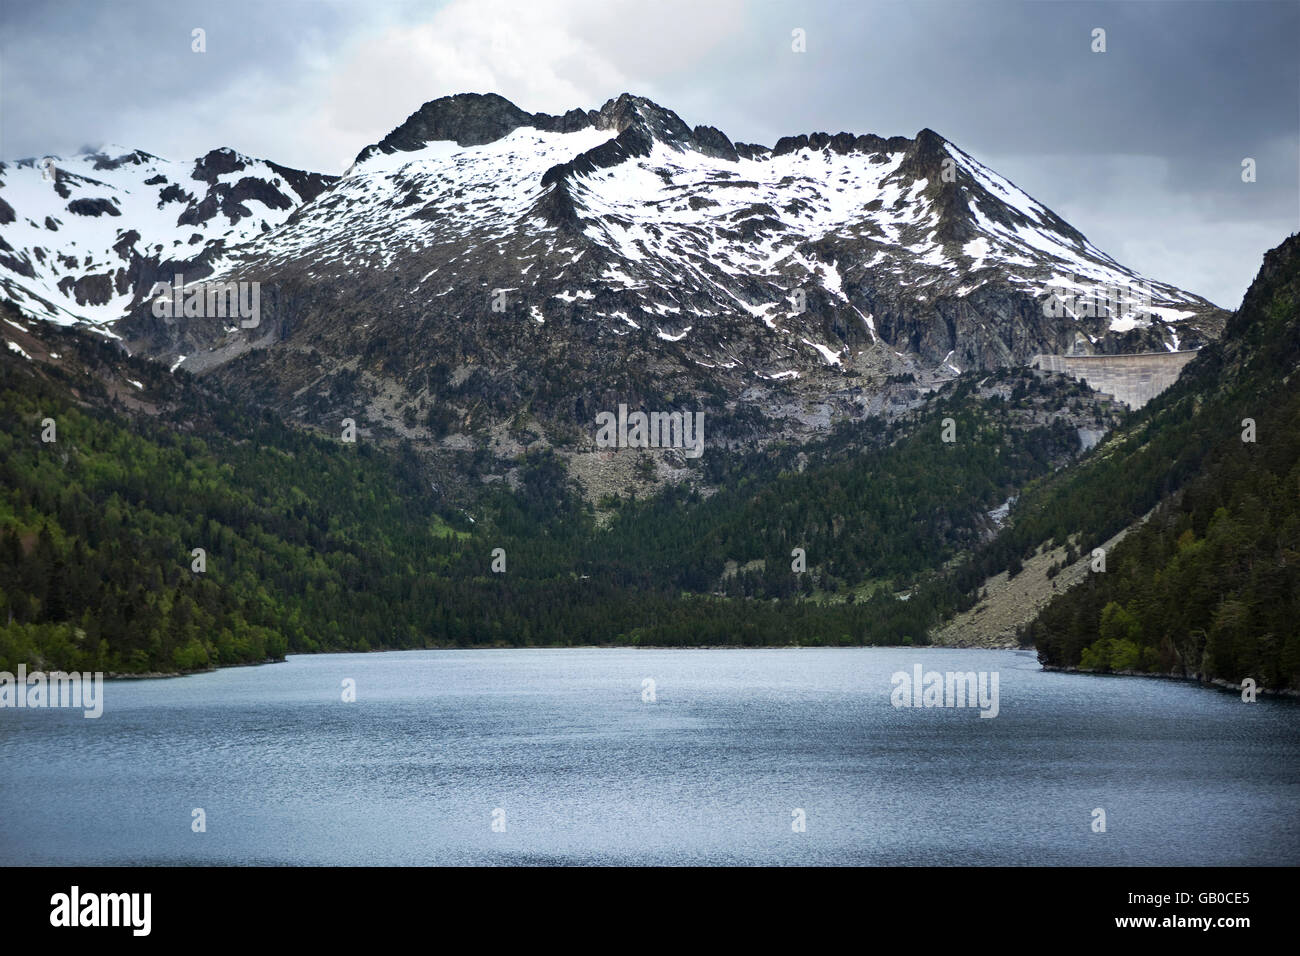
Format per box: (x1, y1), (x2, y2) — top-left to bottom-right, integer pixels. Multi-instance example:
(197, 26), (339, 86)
(355, 93), (551, 158)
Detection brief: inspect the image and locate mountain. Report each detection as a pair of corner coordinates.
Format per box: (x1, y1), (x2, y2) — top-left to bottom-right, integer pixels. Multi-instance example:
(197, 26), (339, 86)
(1, 93), (1226, 495)
(0, 145), (334, 326)
(3, 157), (1292, 683)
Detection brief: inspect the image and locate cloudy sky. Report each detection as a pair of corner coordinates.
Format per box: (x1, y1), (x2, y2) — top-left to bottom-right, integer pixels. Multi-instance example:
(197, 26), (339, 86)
(2, 0), (1295, 308)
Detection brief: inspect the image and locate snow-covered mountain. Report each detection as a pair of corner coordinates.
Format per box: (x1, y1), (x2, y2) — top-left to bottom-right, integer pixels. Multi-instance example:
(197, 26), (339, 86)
(1, 92), (1226, 452)
(306, 93), (1221, 362)
(0, 146), (334, 326)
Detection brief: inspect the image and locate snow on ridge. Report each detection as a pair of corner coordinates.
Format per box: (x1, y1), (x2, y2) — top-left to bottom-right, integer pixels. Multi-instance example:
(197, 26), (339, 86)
(944, 144), (1049, 226)
(0, 142), (328, 326)
(2, 114), (1214, 350)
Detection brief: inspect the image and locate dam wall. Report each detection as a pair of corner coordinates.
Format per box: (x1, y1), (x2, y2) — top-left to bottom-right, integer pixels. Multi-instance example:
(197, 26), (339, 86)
(1030, 350), (1199, 409)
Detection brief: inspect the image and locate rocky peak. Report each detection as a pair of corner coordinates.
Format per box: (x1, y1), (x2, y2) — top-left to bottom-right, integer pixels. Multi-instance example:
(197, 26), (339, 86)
(357, 91), (742, 170)
(85, 147), (160, 172)
(192, 146), (249, 183)
(592, 93), (689, 138)
(895, 127), (949, 176)
(353, 92), (542, 163)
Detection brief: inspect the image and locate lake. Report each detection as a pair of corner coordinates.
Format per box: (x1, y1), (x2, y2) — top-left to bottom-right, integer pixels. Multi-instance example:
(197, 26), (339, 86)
(2, 647), (1297, 865)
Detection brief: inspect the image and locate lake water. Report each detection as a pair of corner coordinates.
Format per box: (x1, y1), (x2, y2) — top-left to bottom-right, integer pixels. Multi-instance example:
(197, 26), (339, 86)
(2, 647), (1297, 865)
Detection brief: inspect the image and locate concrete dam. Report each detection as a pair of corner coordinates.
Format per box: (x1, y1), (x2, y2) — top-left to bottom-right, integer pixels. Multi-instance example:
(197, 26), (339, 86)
(1030, 350), (1199, 409)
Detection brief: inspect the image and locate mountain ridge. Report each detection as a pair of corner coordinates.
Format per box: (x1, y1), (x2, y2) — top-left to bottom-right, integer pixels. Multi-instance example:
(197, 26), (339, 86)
(2, 91), (1230, 498)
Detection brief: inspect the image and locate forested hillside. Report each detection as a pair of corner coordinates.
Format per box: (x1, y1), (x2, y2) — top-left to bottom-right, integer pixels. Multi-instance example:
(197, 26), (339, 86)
(588, 370), (1093, 598)
(1003, 234), (1300, 689)
(0, 324), (469, 672)
(0, 308), (1101, 673)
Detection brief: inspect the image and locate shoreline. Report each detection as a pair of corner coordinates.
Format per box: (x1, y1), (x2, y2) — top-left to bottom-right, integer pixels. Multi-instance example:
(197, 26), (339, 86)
(95, 641), (1026, 679)
(70, 647), (1294, 699)
(105, 657), (290, 680)
(1040, 663), (1300, 699)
